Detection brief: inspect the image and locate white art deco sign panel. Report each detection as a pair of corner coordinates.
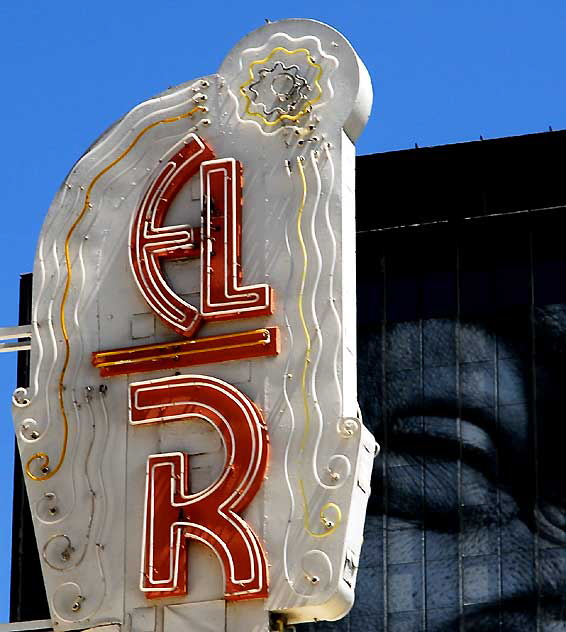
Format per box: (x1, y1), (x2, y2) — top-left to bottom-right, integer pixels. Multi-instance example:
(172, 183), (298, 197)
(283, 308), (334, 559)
(11, 18), (377, 632)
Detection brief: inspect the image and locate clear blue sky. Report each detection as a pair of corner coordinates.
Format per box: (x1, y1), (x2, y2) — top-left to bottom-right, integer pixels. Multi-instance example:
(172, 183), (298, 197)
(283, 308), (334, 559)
(1, 0), (566, 622)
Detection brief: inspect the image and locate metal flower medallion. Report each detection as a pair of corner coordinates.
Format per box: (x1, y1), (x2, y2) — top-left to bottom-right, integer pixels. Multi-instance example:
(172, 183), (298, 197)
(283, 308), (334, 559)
(240, 46), (323, 127)
(248, 61), (310, 119)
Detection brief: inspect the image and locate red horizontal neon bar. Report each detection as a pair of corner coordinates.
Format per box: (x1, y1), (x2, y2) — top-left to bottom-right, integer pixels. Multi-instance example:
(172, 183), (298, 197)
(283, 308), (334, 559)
(92, 327), (280, 377)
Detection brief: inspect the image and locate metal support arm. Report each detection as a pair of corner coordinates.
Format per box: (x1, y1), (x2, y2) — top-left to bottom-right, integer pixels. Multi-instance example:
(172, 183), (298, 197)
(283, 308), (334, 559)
(0, 325), (33, 353)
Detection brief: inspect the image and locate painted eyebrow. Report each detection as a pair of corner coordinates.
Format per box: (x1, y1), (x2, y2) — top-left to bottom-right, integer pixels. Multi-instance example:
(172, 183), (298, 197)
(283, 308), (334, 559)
(385, 398), (500, 448)
(387, 415), (498, 482)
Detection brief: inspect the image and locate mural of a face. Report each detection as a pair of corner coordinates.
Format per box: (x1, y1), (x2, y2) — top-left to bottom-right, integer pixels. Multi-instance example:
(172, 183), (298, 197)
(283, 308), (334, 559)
(299, 216), (566, 630)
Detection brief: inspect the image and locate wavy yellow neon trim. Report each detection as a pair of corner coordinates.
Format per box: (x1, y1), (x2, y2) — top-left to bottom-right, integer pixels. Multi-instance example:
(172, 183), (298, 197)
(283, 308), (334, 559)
(295, 156), (341, 539)
(26, 105), (206, 482)
(299, 479), (342, 538)
(239, 47), (323, 127)
(296, 157), (311, 454)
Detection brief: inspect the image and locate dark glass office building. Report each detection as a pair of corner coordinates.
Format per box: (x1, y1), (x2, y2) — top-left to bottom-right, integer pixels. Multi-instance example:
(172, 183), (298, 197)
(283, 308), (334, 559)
(12, 129), (566, 631)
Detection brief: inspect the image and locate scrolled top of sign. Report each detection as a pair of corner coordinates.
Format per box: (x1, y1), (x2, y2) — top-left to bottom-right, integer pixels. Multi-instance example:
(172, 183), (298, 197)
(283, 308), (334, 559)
(12, 18), (376, 630)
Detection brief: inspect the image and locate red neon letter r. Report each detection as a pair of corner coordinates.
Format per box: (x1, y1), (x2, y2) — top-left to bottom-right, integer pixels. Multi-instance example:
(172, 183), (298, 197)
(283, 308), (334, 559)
(131, 375), (269, 600)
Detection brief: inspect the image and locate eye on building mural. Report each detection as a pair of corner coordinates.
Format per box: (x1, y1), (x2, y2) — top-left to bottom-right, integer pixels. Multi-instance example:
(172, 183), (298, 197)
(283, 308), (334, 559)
(3, 18), (376, 632)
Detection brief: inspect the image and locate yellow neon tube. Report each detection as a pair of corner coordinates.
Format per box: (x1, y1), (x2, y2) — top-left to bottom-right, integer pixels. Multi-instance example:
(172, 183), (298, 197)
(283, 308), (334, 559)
(26, 106), (206, 482)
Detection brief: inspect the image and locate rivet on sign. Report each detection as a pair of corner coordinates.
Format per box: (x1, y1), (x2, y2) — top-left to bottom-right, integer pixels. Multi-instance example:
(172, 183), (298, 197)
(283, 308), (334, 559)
(329, 469), (340, 482)
(60, 543), (74, 561)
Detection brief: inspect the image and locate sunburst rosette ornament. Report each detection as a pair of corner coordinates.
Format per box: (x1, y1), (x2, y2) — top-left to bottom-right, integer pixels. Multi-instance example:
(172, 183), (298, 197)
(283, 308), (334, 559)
(240, 47), (325, 127)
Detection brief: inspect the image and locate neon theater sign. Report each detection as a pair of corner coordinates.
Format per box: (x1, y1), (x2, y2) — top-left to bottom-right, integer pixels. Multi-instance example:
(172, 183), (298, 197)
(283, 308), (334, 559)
(10, 18), (377, 632)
